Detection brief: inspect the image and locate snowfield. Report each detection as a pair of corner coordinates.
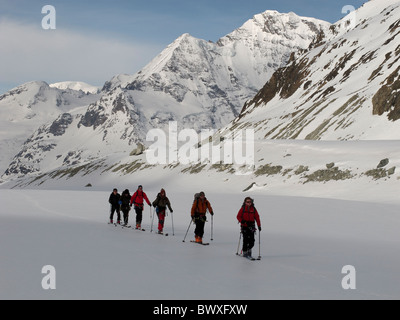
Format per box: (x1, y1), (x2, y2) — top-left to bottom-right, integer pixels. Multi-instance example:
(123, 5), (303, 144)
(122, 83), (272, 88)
(2, 0), (400, 301)
(1, 186), (399, 300)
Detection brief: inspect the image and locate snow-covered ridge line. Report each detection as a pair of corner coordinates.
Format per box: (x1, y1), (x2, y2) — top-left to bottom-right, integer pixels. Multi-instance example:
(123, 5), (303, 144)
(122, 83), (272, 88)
(1, 10), (329, 182)
(2, 139), (400, 207)
(225, 0), (400, 140)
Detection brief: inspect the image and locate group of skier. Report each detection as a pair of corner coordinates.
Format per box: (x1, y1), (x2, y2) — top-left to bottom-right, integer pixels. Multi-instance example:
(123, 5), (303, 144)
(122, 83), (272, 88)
(108, 187), (262, 259)
(109, 185), (172, 234)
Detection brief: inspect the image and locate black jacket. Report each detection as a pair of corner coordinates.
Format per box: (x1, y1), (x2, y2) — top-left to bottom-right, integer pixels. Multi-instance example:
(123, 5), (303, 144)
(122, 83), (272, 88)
(152, 194), (173, 212)
(120, 191), (131, 211)
(109, 192), (121, 207)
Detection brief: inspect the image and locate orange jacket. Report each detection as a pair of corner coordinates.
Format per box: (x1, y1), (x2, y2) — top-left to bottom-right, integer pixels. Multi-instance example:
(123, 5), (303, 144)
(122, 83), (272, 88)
(191, 198), (213, 217)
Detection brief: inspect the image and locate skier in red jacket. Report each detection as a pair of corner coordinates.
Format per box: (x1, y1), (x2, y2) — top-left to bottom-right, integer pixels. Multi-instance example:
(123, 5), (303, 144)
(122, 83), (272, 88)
(237, 197), (261, 258)
(130, 185), (151, 230)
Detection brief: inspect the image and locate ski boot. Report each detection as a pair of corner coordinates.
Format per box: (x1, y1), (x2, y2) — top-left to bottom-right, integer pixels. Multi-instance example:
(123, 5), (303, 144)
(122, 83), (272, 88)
(195, 235), (203, 244)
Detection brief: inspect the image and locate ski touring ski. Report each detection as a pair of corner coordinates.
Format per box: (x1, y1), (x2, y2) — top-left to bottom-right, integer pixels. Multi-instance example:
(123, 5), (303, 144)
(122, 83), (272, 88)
(190, 241), (210, 246)
(236, 253), (260, 261)
(156, 232), (169, 236)
(237, 254), (256, 261)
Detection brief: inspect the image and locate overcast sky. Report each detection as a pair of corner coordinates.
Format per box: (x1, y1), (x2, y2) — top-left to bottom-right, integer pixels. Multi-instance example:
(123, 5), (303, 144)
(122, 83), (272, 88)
(0, 0), (366, 94)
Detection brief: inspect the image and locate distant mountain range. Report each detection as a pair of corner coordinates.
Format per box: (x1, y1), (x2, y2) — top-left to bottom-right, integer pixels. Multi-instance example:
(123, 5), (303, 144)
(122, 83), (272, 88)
(0, 10), (329, 182)
(2, 0), (400, 188)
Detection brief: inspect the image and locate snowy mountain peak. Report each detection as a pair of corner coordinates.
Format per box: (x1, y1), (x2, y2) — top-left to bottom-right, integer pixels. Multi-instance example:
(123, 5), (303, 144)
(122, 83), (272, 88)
(119, 11), (330, 128)
(101, 74), (133, 92)
(50, 81), (100, 94)
(0, 80), (100, 176)
(1, 9), (330, 182)
(226, 0), (400, 141)
(218, 10), (330, 47)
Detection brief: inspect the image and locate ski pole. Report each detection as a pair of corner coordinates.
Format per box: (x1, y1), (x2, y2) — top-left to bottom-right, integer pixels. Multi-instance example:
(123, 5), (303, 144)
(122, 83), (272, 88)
(211, 215), (214, 241)
(171, 210), (175, 236)
(258, 229), (261, 260)
(182, 219), (192, 242)
(150, 207), (155, 232)
(236, 231), (242, 255)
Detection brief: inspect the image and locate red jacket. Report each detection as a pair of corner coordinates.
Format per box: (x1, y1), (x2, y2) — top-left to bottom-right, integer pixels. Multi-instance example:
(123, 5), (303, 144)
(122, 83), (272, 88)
(237, 205), (261, 228)
(130, 190), (151, 208)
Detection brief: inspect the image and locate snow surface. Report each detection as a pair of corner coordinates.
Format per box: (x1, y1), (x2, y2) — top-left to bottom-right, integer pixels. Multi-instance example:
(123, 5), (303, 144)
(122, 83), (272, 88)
(1, 165), (400, 299)
(2, 139), (400, 300)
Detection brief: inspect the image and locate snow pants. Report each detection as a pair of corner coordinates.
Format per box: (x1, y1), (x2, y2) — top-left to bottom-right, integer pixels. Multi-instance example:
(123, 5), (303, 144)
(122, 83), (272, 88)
(134, 206), (143, 225)
(121, 207), (130, 225)
(242, 226), (256, 253)
(110, 205), (121, 222)
(157, 209), (166, 232)
(194, 218), (206, 238)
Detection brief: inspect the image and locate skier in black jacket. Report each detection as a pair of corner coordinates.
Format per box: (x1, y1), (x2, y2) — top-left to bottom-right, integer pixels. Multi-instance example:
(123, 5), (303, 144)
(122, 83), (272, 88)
(120, 189), (131, 226)
(109, 188), (121, 224)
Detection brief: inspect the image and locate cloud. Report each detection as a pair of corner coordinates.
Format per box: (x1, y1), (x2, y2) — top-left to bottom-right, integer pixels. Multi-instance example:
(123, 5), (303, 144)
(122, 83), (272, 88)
(0, 18), (163, 90)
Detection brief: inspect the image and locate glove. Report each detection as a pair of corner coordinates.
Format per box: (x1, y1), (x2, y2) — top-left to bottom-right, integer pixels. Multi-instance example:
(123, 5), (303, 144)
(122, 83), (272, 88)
(153, 204), (156, 208)
(258, 226), (262, 232)
(170, 210), (173, 213)
(210, 211), (214, 216)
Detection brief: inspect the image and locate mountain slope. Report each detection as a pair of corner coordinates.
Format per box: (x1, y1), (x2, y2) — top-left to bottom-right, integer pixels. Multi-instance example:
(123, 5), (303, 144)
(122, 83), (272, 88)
(0, 81), (100, 174)
(118, 12), (330, 131)
(1, 10), (329, 181)
(224, 0), (400, 140)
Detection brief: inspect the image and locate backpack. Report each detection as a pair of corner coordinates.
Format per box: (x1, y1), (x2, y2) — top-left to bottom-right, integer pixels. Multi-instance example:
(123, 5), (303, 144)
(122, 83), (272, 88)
(193, 193), (200, 212)
(194, 193), (210, 216)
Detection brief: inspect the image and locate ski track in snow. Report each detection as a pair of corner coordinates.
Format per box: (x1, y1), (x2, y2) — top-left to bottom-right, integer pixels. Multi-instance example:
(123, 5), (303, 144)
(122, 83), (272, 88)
(20, 191), (92, 222)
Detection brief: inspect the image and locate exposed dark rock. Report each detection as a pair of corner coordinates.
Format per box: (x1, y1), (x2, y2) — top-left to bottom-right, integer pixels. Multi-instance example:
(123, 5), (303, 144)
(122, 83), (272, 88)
(254, 164), (283, 176)
(326, 162), (335, 169)
(294, 165), (309, 175)
(243, 182), (257, 192)
(305, 167), (353, 183)
(377, 158), (389, 168)
(388, 166), (396, 175)
(325, 49), (357, 82)
(112, 95), (128, 114)
(249, 56), (311, 108)
(372, 66), (400, 121)
(79, 105), (107, 129)
(49, 113), (73, 136)
(364, 168), (388, 179)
